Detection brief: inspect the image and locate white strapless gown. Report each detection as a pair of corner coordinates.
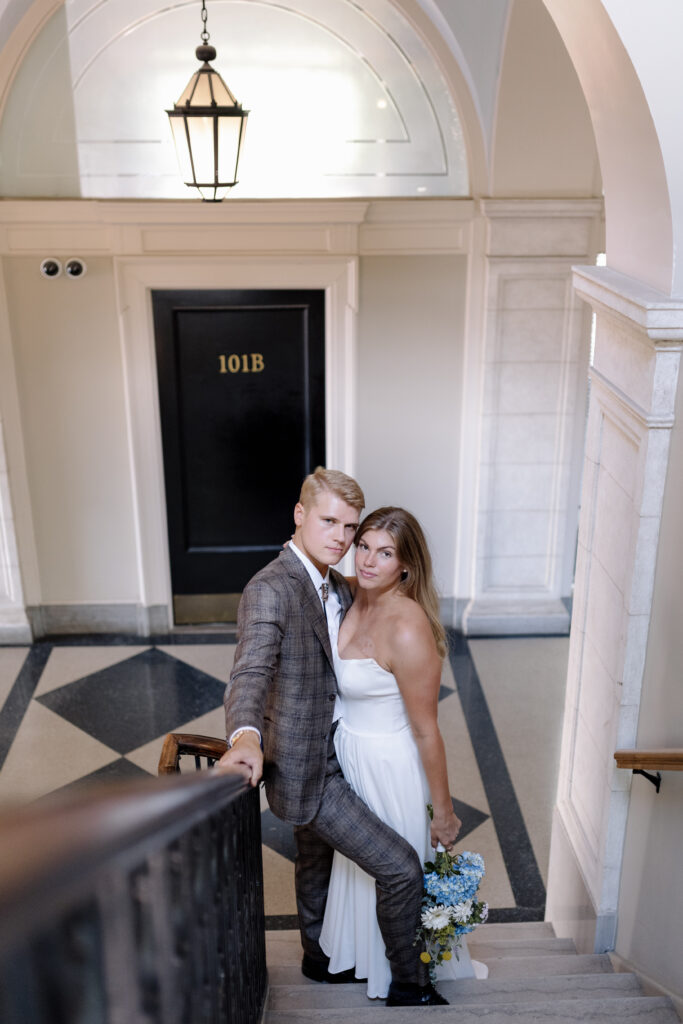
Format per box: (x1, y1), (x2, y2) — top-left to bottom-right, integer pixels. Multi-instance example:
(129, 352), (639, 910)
(319, 656), (487, 999)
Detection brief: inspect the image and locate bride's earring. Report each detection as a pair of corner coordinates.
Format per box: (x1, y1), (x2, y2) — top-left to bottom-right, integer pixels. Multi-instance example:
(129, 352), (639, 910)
(400, 569), (409, 583)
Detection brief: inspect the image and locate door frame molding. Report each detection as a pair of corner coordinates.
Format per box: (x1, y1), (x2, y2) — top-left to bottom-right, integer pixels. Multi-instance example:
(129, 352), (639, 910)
(115, 254), (358, 630)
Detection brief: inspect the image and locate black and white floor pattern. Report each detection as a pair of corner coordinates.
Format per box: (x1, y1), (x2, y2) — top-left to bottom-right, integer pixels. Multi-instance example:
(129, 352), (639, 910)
(0, 629), (568, 927)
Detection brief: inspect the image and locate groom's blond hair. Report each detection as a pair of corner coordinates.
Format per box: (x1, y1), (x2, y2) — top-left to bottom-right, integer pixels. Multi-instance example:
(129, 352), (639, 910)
(299, 467), (365, 512)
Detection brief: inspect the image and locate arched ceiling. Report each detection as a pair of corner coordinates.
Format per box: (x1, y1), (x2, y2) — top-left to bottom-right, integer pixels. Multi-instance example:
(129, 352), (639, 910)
(543, 0), (673, 293)
(0, 0), (480, 198)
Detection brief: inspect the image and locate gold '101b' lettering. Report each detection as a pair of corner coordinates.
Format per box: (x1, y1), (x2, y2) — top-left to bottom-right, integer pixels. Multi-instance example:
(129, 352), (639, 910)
(218, 353), (265, 374)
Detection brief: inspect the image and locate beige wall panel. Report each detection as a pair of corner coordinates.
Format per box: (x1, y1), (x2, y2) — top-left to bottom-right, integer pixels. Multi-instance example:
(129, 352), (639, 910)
(491, 0), (600, 198)
(356, 254), (466, 599)
(3, 256), (138, 603)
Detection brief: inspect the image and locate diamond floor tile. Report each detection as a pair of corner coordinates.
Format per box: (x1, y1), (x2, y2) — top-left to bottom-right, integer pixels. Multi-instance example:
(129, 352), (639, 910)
(37, 648), (226, 754)
(452, 796), (489, 841)
(261, 808), (297, 862)
(45, 757), (152, 800)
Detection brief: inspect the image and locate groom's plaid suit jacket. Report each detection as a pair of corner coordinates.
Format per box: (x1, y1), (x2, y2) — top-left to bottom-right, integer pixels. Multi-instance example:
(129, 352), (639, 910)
(224, 545), (353, 825)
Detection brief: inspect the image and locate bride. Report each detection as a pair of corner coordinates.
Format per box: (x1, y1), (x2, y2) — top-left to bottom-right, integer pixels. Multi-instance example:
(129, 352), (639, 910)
(319, 506), (486, 999)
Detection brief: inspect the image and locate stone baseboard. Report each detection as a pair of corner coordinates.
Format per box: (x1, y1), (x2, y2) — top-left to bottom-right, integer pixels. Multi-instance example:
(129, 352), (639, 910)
(0, 605), (33, 644)
(462, 598), (571, 636)
(545, 806), (614, 956)
(26, 603), (171, 638)
(0, 621), (32, 644)
(439, 597), (469, 629)
(608, 952), (683, 1021)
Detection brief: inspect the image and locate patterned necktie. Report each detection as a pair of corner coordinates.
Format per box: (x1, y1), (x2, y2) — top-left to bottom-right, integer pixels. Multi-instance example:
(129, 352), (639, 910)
(320, 582), (329, 604)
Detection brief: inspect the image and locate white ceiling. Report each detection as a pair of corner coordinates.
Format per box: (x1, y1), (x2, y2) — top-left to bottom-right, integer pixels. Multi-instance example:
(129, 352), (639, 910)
(0, 0), (480, 198)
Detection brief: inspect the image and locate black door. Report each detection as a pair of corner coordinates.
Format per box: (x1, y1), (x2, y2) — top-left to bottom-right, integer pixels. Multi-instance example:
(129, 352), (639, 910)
(152, 289), (325, 623)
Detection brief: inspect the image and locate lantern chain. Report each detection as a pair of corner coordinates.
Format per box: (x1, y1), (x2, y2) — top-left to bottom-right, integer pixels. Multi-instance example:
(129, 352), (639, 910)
(200, 0), (210, 44)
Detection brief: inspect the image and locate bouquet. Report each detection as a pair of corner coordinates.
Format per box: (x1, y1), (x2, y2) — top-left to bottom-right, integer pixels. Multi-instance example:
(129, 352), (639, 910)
(415, 814), (488, 981)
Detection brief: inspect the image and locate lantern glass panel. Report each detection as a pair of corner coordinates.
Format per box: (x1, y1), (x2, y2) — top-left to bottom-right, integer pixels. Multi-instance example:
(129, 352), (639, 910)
(169, 117), (194, 182)
(217, 117), (244, 182)
(176, 76), (198, 107)
(186, 116), (216, 183)
(198, 184), (229, 201)
(210, 74), (238, 106)
(190, 71), (214, 107)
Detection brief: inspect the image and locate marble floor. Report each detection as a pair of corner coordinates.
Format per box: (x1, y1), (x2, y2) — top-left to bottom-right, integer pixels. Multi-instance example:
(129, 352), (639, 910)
(0, 629), (568, 926)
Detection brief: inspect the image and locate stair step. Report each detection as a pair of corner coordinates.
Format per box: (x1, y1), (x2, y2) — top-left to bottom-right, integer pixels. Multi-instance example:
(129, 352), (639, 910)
(468, 937), (576, 958)
(268, 953), (615, 987)
(265, 921), (555, 948)
(266, 995), (679, 1024)
(268, 972), (641, 1011)
(483, 953), (614, 979)
(475, 921), (556, 940)
(265, 929), (572, 969)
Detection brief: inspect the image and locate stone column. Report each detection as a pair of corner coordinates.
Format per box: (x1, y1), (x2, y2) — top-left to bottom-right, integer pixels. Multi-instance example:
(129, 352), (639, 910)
(462, 199), (602, 635)
(546, 266), (683, 951)
(0, 416), (30, 643)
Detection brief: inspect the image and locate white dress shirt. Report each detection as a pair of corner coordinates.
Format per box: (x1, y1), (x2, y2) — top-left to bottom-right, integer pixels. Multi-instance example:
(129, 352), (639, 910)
(289, 540), (343, 721)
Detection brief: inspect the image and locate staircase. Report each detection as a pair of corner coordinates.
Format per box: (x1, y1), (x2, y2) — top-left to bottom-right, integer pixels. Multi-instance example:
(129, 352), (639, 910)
(265, 922), (680, 1023)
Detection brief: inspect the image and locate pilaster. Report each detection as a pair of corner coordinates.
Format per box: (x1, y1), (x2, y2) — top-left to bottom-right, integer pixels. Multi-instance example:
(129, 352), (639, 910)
(0, 417), (30, 643)
(0, 258), (34, 644)
(462, 199), (602, 635)
(547, 265), (683, 951)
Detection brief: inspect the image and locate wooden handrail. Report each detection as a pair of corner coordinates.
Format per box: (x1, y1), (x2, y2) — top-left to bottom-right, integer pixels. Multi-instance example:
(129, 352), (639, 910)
(614, 749), (683, 771)
(158, 731), (227, 773)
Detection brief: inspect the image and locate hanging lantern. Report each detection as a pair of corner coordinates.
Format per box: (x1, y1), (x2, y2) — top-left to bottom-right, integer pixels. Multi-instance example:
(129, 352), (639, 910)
(167, 0), (249, 201)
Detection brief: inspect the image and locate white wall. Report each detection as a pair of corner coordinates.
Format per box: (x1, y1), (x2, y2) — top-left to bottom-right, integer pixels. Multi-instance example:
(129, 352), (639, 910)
(0, 202), (595, 636)
(0, 208), (474, 632)
(355, 254), (467, 601)
(3, 255), (139, 606)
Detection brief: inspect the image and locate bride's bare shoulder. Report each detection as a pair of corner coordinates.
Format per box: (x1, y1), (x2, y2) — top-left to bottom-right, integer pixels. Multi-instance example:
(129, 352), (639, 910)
(389, 597), (432, 648)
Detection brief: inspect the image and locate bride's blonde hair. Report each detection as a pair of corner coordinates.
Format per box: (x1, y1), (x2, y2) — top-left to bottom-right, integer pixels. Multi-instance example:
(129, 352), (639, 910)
(355, 507), (447, 659)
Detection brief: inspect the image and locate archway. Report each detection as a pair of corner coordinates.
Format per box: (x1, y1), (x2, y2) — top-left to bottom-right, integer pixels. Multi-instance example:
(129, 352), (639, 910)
(538, 7), (683, 1005)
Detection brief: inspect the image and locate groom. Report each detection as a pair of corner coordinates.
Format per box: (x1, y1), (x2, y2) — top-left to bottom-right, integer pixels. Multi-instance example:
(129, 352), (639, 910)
(219, 467), (448, 1006)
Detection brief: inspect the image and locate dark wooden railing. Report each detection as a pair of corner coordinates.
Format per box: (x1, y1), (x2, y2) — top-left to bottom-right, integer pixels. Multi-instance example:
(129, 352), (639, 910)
(0, 768), (266, 1024)
(159, 733), (228, 774)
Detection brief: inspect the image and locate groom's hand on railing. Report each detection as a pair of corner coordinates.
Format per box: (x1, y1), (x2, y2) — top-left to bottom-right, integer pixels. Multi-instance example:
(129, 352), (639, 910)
(430, 807), (462, 851)
(216, 734), (263, 787)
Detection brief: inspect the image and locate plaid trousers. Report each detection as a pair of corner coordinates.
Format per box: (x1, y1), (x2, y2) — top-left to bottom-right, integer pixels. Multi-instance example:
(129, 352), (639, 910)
(293, 731), (429, 986)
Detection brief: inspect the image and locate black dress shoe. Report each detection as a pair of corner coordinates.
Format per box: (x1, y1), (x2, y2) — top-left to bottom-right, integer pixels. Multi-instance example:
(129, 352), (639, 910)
(301, 954), (358, 984)
(386, 981), (449, 1006)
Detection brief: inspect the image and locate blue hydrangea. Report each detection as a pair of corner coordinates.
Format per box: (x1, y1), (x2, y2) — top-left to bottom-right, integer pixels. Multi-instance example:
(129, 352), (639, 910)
(423, 851), (485, 906)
